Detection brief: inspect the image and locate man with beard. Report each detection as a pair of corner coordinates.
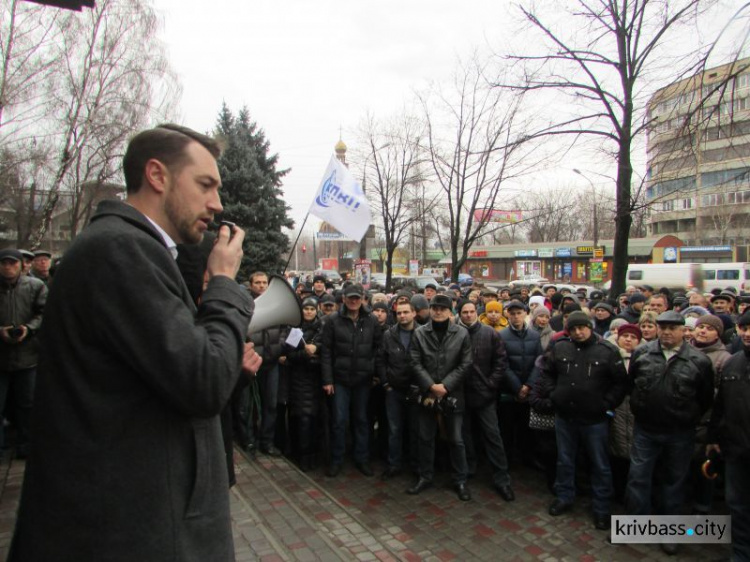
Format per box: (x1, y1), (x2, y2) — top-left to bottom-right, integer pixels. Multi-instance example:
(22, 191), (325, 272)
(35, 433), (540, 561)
(9, 124), (260, 562)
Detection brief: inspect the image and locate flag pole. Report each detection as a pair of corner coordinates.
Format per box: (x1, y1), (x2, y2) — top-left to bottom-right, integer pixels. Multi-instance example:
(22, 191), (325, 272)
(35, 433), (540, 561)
(283, 212), (310, 274)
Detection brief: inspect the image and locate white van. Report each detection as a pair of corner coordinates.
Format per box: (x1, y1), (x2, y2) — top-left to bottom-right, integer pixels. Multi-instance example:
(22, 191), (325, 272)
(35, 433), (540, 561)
(700, 263), (750, 293)
(603, 263), (704, 292)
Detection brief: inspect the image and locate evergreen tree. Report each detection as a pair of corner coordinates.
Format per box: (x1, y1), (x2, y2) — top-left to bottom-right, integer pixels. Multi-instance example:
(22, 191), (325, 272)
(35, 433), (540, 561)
(215, 104), (294, 281)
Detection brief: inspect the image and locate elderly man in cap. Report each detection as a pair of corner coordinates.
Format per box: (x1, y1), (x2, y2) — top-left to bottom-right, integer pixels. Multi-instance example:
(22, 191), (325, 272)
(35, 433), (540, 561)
(321, 283), (384, 478)
(423, 282), (438, 302)
(710, 291), (735, 318)
(0, 249), (48, 460)
(626, 310), (714, 556)
(535, 311), (628, 530)
(407, 293), (473, 500)
(29, 250), (52, 286)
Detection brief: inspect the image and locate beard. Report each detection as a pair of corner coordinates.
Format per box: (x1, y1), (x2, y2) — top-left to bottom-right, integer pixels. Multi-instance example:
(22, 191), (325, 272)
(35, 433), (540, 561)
(165, 189), (203, 245)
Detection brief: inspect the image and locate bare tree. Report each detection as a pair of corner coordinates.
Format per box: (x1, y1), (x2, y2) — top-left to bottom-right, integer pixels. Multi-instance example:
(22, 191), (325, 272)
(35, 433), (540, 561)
(0, 0), (179, 248)
(499, 0), (715, 296)
(357, 111), (432, 291)
(420, 58), (537, 283)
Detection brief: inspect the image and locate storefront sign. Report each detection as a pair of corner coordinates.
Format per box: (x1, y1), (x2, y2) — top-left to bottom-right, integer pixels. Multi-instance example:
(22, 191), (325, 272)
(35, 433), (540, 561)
(680, 246), (732, 253)
(514, 250), (537, 258)
(470, 250), (488, 257)
(538, 248), (554, 258)
(556, 248), (572, 258)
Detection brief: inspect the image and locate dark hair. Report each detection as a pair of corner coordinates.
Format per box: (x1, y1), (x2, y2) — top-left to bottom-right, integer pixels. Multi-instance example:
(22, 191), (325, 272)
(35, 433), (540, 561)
(249, 271), (268, 284)
(395, 301), (416, 312)
(123, 124), (222, 194)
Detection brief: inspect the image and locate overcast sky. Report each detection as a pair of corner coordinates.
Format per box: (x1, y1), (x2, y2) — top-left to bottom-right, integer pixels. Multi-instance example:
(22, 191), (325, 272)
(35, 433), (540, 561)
(153, 0), (745, 232)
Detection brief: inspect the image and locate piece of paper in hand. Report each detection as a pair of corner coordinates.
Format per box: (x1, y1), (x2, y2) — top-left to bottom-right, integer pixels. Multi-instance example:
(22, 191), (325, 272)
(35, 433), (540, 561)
(286, 327), (304, 348)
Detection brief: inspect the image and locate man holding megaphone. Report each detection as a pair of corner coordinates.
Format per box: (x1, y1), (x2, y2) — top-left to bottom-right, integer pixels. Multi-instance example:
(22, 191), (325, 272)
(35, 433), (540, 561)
(9, 124), (262, 562)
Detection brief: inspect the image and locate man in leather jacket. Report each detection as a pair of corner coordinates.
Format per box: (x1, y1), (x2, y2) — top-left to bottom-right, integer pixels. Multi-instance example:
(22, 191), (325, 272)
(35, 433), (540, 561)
(626, 310), (714, 556)
(407, 294), (473, 501)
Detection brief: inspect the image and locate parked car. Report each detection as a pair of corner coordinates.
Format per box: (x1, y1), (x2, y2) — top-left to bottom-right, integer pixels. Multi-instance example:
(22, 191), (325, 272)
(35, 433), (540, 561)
(404, 275), (441, 291)
(315, 269), (343, 286)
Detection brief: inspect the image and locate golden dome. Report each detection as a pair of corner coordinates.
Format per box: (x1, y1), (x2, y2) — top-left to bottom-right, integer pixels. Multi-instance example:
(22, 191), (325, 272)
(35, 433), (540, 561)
(335, 139), (347, 152)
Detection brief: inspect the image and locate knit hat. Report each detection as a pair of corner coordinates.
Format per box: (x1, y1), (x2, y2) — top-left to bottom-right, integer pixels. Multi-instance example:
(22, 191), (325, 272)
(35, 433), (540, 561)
(485, 301), (503, 313)
(738, 311), (750, 327)
(617, 323), (642, 341)
(302, 297), (318, 309)
(550, 293), (563, 309)
(628, 293), (647, 305)
(529, 295), (546, 308)
(592, 302), (614, 315)
(681, 305), (710, 318)
(562, 303), (582, 315)
(566, 311), (593, 330)
(411, 294), (429, 311)
(372, 301), (389, 313)
(531, 306), (550, 320)
(685, 317), (697, 329)
(695, 314), (724, 336)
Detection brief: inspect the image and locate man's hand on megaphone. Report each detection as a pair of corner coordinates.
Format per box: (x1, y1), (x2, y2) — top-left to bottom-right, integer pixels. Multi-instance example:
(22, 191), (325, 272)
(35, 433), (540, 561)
(242, 342), (262, 377)
(208, 223), (245, 280)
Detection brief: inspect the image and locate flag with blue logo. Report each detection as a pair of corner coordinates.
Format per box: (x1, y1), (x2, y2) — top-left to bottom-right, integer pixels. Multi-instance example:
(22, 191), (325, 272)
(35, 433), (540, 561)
(308, 155), (371, 242)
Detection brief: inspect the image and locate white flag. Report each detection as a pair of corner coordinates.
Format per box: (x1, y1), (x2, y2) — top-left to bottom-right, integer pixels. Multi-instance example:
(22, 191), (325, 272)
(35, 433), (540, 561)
(308, 155), (371, 242)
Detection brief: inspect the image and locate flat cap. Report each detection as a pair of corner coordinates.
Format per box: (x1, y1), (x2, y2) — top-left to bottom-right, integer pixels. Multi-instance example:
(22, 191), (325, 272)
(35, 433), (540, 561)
(504, 299), (526, 312)
(429, 294), (453, 309)
(343, 284), (364, 297)
(0, 249), (22, 262)
(656, 310), (685, 325)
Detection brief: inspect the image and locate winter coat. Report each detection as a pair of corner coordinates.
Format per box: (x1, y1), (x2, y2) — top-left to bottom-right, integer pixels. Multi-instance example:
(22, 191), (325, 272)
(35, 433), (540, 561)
(381, 325), (416, 391)
(610, 348), (635, 459)
(479, 311), (508, 331)
(499, 324), (543, 393)
(0, 274), (47, 371)
(691, 339), (732, 387)
(616, 306), (641, 324)
(462, 321), (508, 409)
(286, 317), (323, 417)
(321, 308), (384, 387)
(9, 200), (253, 562)
(707, 348), (750, 460)
(535, 333), (628, 425)
(409, 320), (472, 412)
(629, 340), (715, 433)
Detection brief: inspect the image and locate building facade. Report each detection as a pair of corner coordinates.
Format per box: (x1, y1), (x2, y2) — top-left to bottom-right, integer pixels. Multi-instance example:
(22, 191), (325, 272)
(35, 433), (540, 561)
(647, 57), (750, 247)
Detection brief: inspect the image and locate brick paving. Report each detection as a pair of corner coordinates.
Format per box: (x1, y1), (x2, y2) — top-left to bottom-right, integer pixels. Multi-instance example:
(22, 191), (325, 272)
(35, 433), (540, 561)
(0, 449), (733, 561)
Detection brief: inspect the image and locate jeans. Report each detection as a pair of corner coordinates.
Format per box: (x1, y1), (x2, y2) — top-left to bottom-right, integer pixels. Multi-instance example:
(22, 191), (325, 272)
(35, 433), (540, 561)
(384, 387), (418, 471)
(554, 415), (613, 515)
(331, 382), (370, 465)
(416, 408), (468, 485)
(726, 458), (750, 562)
(463, 402), (511, 487)
(625, 423), (694, 515)
(258, 365), (279, 448)
(0, 368), (35, 452)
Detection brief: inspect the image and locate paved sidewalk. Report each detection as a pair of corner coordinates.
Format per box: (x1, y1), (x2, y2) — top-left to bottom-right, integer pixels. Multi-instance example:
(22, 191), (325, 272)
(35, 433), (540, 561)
(0, 450), (733, 561)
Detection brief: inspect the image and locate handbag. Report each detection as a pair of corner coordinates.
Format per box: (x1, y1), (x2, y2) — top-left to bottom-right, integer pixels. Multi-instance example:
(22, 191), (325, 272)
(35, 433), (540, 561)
(529, 409), (555, 431)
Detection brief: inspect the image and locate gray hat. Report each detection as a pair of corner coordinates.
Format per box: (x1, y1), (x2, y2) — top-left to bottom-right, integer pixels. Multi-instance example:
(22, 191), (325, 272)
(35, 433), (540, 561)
(0, 249), (22, 262)
(302, 297), (319, 309)
(429, 294), (453, 309)
(592, 302), (614, 315)
(711, 291), (736, 302)
(656, 310), (685, 325)
(33, 250), (52, 258)
(504, 299), (526, 312)
(629, 293), (647, 305)
(319, 294), (336, 305)
(411, 294), (429, 311)
(425, 282), (437, 290)
(565, 311), (593, 330)
(343, 284), (364, 297)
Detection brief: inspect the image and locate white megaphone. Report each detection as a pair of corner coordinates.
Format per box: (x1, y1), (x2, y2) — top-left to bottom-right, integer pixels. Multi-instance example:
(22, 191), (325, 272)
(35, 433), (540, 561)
(247, 274), (302, 334)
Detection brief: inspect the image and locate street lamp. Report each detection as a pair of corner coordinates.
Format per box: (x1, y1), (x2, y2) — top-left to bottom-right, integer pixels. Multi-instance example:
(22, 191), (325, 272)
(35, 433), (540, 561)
(573, 169), (599, 249)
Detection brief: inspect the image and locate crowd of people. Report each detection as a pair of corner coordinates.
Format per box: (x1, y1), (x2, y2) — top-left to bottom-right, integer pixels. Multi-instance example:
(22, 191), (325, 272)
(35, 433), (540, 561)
(234, 274), (748, 559)
(0, 123), (746, 560)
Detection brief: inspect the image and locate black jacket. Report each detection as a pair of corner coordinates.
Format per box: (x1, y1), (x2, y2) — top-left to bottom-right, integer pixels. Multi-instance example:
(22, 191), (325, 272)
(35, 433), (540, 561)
(707, 348), (750, 460)
(286, 317), (323, 417)
(499, 324), (542, 393)
(321, 308), (383, 387)
(616, 306), (641, 324)
(534, 333), (628, 425)
(381, 325), (416, 391)
(0, 274), (48, 371)
(630, 340), (715, 433)
(462, 321), (508, 409)
(409, 320), (472, 412)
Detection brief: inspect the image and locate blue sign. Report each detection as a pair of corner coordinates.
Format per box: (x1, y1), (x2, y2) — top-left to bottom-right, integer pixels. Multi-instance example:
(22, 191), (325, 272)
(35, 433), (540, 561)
(556, 248), (572, 257)
(563, 262), (572, 277)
